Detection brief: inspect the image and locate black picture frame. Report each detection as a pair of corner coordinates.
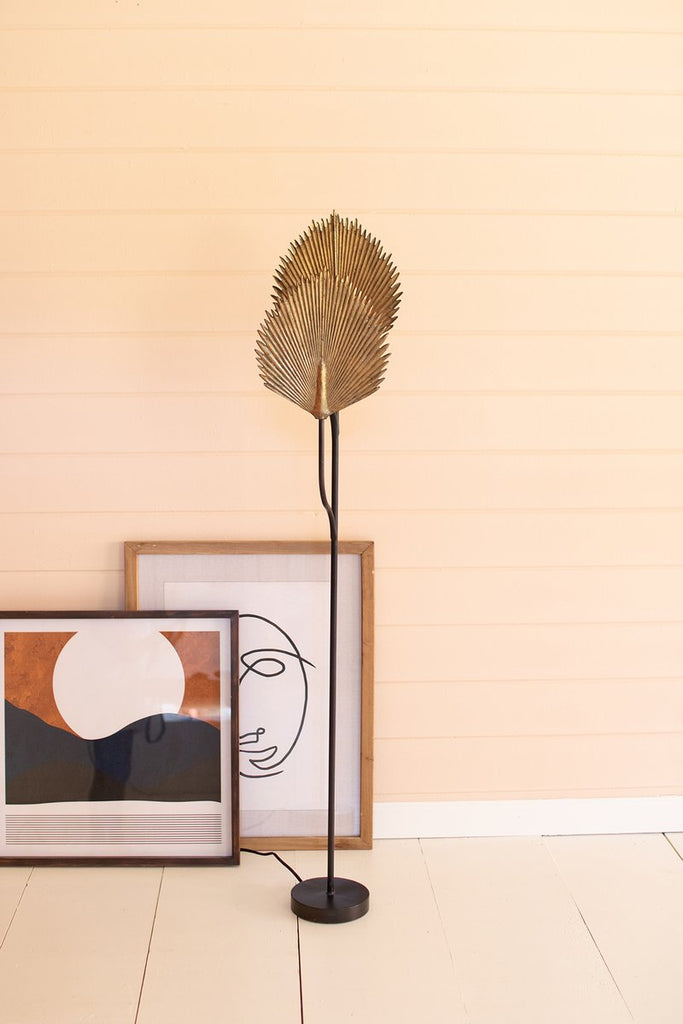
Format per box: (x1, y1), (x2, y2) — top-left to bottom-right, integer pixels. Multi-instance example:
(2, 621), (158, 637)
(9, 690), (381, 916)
(1, 610), (239, 865)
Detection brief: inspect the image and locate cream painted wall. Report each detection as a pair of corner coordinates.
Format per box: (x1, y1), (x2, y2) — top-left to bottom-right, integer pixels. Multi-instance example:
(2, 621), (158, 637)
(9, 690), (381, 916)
(1, 1), (683, 808)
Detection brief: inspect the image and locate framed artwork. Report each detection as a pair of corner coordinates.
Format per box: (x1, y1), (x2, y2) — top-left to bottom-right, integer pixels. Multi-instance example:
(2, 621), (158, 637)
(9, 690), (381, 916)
(1, 611), (239, 865)
(125, 541), (374, 850)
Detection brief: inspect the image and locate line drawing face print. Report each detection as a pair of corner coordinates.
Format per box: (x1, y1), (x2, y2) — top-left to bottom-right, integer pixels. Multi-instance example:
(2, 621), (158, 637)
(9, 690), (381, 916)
(238, 614), (313, 780)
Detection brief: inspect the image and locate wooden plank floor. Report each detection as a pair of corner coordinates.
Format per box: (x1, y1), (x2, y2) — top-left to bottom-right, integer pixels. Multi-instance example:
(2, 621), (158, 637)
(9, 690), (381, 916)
(547, 834), (683, 1024)
(0, 836), (681, 1022)
(295, 841), (469, 1023)
(0, 866), (161, 1024)
(421, 836), (633, 1024)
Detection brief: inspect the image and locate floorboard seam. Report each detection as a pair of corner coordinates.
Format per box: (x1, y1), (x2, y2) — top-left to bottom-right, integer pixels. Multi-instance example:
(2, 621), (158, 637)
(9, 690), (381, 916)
(543, 838), (636, 1022)
(418, 838), (473, 1023)
(0, 866), (33, 952)
(296, 916), (305, 1023)
(133, 867), (165, 1024)
(663, 832), (683, 862)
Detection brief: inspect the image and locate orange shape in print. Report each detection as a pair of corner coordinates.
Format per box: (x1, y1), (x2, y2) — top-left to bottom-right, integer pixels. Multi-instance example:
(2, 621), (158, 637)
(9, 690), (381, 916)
(4, 632), (78, 736)
(162, 631), (221, 729)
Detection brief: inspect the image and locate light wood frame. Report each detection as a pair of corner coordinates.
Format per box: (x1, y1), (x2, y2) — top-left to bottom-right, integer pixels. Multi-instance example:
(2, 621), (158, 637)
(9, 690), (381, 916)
(124, 540), (374, 851)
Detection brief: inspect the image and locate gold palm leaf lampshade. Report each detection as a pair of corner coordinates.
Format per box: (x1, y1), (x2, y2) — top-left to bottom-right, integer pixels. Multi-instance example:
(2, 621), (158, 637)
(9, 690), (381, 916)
(256, 212), (401, 418)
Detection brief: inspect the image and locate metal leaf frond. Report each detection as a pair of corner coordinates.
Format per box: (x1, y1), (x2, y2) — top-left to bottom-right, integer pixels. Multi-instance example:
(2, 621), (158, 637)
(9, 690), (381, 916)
(256, 275), (390, 419)
(257, 212), (400, 418)
(273, 212), (401, 335)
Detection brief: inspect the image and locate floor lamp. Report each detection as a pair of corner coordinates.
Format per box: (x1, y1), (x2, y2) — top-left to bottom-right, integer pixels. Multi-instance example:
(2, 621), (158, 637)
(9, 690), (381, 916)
(256, 213), (401, 923)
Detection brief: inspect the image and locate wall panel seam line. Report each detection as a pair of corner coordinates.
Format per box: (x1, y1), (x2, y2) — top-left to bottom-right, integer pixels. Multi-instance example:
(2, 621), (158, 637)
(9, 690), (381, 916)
(5, 147), (683, 158)
(9, 390), (683, 398)
(0, 507), (328, 515)
(2, 329), (683, 338)
(6, 506), (683, 515)
(6, 504), (683, 514)
(7, 391), (683, 398)
(0, 569), (121, 575)
(6, 330), (683, 341)
(2, 509), (683, 518)
(4, 270), (683, 279)
(2, 86), (683, 96)
(8, 566), (683, 575)
(8, 449), (683, 457)
(1, 25), (682, 35)
(3, 211), (683, 219)
(2, 211), (683, 221)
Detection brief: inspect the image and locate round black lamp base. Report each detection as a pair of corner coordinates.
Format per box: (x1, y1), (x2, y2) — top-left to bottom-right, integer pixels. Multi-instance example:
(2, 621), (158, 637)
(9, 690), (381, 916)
(291, 877), (370, 924)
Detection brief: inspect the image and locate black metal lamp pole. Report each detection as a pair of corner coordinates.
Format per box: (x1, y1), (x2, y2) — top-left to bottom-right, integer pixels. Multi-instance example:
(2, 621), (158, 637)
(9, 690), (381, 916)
(290, 413), (370, 924)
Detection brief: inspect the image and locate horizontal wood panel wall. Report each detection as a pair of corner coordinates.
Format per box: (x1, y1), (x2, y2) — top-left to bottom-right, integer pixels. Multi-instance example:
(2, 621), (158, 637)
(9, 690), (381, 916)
(1, 1), (682, 806)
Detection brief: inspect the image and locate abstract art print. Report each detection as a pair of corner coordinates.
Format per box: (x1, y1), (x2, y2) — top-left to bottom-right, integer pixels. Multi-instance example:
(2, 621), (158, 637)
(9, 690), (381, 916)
(125, 541), (374, 850)
(0, 611), (239, 864)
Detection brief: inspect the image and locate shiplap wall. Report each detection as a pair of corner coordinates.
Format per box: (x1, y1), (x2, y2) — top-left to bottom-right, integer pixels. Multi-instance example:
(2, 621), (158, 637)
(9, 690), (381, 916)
(2, 0), (683, 808)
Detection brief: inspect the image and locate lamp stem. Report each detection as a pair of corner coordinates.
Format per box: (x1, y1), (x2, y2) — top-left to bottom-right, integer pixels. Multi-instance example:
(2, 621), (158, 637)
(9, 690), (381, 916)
(317, 413), (339, 894)
(290, 411), (368, 923)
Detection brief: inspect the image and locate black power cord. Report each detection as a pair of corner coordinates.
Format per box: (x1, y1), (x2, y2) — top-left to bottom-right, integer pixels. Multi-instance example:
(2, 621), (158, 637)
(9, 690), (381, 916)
(240, 848), (302, 883)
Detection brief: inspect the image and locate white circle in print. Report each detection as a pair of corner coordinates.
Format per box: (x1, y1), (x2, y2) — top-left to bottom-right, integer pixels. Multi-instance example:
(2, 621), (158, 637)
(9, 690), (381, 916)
(53, 623), (185, 740)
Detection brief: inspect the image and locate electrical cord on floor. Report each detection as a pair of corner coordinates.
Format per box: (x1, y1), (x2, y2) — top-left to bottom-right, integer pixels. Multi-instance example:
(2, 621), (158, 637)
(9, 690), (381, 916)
(240, 848), (303, 883)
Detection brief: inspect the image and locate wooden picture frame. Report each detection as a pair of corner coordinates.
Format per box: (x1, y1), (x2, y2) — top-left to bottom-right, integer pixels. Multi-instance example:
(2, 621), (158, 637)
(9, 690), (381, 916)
(1, 611), (239, 865)
(125, 541), (373, 850)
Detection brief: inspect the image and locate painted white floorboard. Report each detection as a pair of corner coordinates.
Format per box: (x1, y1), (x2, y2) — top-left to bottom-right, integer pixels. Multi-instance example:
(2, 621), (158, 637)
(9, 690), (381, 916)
(136, 855), (301, 1024)
(547, 833), (683, 1024)
(0, 867), (31, 941)
(422, 836), (633, 1024)
(0, 866), (161, 1024)
(2, 837), (681, 1023)
(295, 840), (469, 1024)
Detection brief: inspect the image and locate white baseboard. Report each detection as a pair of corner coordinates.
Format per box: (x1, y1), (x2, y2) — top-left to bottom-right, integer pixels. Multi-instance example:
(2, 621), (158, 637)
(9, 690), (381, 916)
(373, 796), (683, 839)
